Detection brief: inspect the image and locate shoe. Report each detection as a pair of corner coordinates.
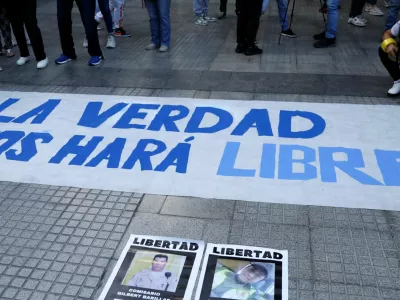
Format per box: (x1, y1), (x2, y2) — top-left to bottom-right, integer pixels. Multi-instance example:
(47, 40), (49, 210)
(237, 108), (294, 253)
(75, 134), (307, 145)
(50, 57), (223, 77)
(348, 16), (367, 27)
(388, 81), (400, 97)
(114, 27), (131, 37)
(281, 28), (297, 38)
(385, 1), (390, 7)
(16, 56), (30, 66)
(37, 57), (48, 69)
(88, 55), (103, 66)
(218, 12), (227, 19)
(244, 45), (262, 56)
(55, 54), (75, 65)
(235, 43), (247, 53)
(159, 45), (169, 52)
(0, 51), (3, 56)
(195, 16), (208, 26)
(96, 21), (102, 30)
(313, 37), (336, 48)
(106, 34), (116, 49)
(369, 6), (384, 16)
(145, 43), (159, 50)
(83, 37), (88, 48)
(365, 3), (372, 11)
(203, 14), (217, 22)
(313, 31), (326, 40)
(6, 49), (14, 57)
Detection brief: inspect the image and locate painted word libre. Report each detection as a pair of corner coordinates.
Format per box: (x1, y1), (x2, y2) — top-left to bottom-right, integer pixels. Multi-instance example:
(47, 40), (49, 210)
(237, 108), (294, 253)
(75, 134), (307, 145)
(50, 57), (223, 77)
(0, 98), (400, 186)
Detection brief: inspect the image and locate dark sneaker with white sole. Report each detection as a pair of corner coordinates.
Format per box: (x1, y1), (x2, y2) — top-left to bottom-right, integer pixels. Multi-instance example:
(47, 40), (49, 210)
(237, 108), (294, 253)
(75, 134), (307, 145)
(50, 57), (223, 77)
(244, 45), (263, 56)
(281, 29), (297, 38)
(313, 37), (336, 48)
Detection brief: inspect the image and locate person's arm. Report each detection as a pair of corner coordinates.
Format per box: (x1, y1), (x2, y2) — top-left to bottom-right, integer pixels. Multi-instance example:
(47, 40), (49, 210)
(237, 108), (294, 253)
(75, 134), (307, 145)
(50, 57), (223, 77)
(382, 29), (398, 59)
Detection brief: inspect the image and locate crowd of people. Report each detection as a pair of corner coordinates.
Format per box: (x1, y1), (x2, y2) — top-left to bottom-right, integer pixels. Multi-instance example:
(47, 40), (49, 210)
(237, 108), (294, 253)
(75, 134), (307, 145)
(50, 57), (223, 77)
(0, 0), (400, 97)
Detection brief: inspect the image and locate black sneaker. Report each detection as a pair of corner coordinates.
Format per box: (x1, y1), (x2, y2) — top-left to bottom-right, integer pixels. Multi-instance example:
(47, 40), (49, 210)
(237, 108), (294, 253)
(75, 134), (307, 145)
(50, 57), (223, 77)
(218, 12), (227, 20)
(244, 45), (263, 56)
(313, 31), (326, 40)
(114, 27), (131, 37)
(313, 37), (336, 48)
(235, 43), (247, 53)
(281, 28), (297, 38)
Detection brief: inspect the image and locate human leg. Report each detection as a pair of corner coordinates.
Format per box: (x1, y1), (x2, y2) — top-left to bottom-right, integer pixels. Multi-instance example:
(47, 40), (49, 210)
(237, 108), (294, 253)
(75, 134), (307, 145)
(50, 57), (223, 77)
(22, 0), (46, 61)
(379, 47), (400, 96)
(98, 0), (113, 33)
(145, 0), (161, 46)
(57, 0), (77, 58)
(385, 0), (400, 30)
(157, 0), (171, 47)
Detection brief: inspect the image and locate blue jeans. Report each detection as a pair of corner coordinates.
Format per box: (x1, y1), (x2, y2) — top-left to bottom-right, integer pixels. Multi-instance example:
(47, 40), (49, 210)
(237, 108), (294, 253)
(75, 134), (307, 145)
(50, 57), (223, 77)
(326, 0), (339, 38)
(276, 0), (289, 31)
(194, 0), (208, 16)
(385, 0), (400, 30)
(145, 0), (171, 47)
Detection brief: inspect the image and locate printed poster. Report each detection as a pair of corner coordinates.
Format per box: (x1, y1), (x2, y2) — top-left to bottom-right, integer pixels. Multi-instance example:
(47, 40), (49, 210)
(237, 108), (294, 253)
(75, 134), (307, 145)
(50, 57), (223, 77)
(98, 235), (205, 300)
(195, 244), (288, 300)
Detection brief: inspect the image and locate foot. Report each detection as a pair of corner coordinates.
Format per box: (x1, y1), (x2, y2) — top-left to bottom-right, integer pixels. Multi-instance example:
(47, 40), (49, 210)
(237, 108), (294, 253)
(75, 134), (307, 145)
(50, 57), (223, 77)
(348, 16), (367, 27)
(145, 43), (160, 50)
(235, 43), (247, 53)
(313, 31), (326, 40)
(159, 45), (169, 52)
(281, 28), (297, 38)
(195, 16), (208, 26)
(218, 12), (227, 19)
(106, 34), (116, 49)
(83, 37), (88, 48)
(313, 37), (336, 48)
(6, 49), (14, 57)
(16, 56), (30, 66)
(37, 57), (49, 69)
(203, 14), (217, 22)
(388, 80), (400, 97)
(88, 55), (104, 66)
(55, 54), (75, 65)
(369, 6), (384, 16)
(244, 45), (262, 56)
(114, 27), (131, 37)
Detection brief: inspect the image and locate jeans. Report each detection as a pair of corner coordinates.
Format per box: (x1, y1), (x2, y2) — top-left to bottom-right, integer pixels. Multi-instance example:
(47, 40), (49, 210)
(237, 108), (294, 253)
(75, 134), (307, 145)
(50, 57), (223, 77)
(57, 0), (102, 58)
(276, 0), (289, 31)
(96, 0), (113, 33)
(145, 0), (171, 47)
(385, 0), (400, 30)
(194, 0), (208, 16)
(326, 0), (339, 38)
(379, 47), (400, 81)
(349, 0), (366, 17)
(6, 0), (46, 61)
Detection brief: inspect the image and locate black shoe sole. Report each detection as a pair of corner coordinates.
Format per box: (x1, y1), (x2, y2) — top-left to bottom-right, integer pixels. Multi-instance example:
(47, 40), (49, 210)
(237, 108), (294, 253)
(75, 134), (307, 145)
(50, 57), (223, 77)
(244, 51), (263, 56)
(387, 92), (400, 97)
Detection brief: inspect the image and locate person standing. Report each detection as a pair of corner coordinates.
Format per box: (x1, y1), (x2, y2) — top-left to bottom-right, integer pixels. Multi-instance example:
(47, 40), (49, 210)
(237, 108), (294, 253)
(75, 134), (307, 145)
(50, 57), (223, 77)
(235, 0), (263, 55)
(84, 0), (116, 49)
(144, 0), (171, 52)
(276, 0), (297, 38)
(348, 0), (368, 27)
(0, 3), (15, 57)
(5, 0), (48, 68)
(56, 0), (104, 66)
(111, 0), (131, 37)
(194, 0), (216, 26)
(313, 0), (339, 48)
(218, 0), (228, 19)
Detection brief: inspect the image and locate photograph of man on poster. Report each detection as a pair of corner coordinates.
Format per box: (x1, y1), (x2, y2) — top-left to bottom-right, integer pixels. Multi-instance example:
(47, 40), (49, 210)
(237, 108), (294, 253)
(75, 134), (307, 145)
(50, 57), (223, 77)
(123, 251), (184, 292)
(210, 259), (275, 300)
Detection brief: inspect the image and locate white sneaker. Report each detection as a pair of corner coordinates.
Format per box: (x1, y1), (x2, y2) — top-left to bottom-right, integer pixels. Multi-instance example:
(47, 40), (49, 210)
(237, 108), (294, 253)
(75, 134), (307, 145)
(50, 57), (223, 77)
(145, 43), (159, 50)
(203, 14), (217, 22)
(365, 4), (372, 12)
(384, 1), (389, 7)
(106, 34), (116, 48)
(159, 45), (169, 52)
(195, 16), (208, 26)
(83, 37), (88, 48)
(388, 81), (400, 96)
(37, 57), (48, 69)
(369, 6), (384, 16)
(16, 56), (30, 66)
(348, 16), (367, 27)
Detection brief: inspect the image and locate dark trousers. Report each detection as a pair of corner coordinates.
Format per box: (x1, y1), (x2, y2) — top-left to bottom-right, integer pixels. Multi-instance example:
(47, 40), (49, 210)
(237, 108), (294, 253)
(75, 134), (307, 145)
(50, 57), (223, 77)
(0, 7), (12, 50)
(97, 0), (113, 34)
(220, 0), (228, 13)
(6, 0), (46, 61)
(236, 0), (262, 46)
(349, 0), (366, 17)
(379, 47), (400, 81)
(57, 0), (102, 58)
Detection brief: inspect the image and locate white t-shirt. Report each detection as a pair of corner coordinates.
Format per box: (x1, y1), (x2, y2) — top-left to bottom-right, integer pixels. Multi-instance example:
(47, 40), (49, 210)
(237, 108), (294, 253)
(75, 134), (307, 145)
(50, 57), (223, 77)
(391, 21), (400, 37)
